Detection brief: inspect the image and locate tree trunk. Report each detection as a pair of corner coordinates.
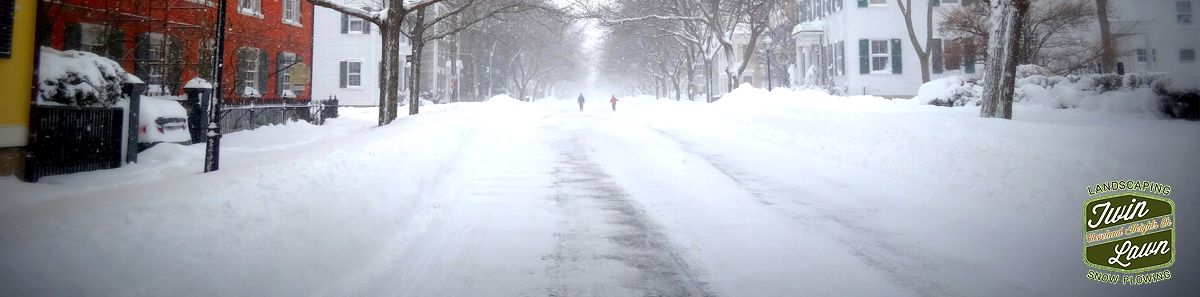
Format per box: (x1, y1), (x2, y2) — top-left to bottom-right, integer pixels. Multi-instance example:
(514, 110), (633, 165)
(1096, 0), (1115, 73)
(704, 58), (713, 103)
(408, 7), (427, 116)
(900, 0), (933, 83)
(686, 46), (696, 101)
(382, 6), (404, 122)
(980, 0), (1026, 119)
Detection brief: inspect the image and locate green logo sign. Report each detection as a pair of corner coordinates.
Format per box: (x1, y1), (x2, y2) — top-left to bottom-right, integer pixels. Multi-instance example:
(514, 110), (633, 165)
(1083, 191), (1175, 274)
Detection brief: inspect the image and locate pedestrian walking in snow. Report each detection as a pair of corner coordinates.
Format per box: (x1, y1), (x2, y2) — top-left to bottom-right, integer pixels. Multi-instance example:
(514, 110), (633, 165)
(610, 95), (619, 111)
(578, 94), (585, 111)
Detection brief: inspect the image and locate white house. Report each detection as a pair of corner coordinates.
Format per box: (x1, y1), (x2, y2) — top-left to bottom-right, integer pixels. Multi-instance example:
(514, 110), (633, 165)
(1110, 0), (1199, 89)
(312, 2), (411, 106)
(796, 0), (1199, 97)
(795, 0), (978, 97)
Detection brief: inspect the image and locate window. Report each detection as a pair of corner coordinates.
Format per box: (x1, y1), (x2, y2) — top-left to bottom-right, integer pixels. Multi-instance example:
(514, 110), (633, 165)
(340, 60), (362, 88)
(239, 0), (261, 16)
(79, 25), (106, 54)
(942, 0), (960, 4)
(1179, 1), (1193, 25)
(870, 40), (890, 72)
(1136, 49), (1148, 62)
(278, 53), (296, 96)
(350, 17), (364, 33)
(133, 33), (167, 84)
(282, 0), (302, 25)
(243, 50), (258, 93)
(237, 47), (268, 96)
(870, 0), (886, 5)
(348, 62), (361, 86)
(1182, 49), (1196, 62)
(198, 39), (215, 80)
(148, 38), (164, 83)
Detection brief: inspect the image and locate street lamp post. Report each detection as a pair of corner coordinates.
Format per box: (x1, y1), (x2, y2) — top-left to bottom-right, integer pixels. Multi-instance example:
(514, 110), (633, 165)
(204, 0), (229, 173)
(764, 35), (773, 91)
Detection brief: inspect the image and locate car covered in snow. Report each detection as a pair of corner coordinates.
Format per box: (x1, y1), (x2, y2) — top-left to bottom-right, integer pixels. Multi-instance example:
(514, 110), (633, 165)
(138, 96), (191, 151)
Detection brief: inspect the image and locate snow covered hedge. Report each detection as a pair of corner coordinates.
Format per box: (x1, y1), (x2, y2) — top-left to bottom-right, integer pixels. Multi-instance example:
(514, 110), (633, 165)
(916, 65), (1184, 117)
(37, 47), (130, 107)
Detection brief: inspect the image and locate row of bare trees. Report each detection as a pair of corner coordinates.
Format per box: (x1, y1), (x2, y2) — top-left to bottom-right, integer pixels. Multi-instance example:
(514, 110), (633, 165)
(307, 0), (582, 126)
(582, 0), (790, 102)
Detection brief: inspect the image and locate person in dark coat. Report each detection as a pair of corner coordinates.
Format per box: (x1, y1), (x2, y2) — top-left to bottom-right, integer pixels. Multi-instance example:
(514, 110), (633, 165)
(610, 95), (619, 111)
(577, 94), (585, 111)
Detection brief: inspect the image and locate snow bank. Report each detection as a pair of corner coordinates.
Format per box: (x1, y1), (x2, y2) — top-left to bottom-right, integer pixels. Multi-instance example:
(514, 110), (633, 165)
(620, 86), (1199, 295)
(484, 94), (521, 103)
(917, 71), (1170, 115)
(630, 84), (1199, 235)
(0, 100), (551, 296)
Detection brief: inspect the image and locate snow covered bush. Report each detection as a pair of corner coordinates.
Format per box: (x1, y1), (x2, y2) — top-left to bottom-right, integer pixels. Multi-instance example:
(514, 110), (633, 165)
(1126, 73), (1165, 90)
(1153, 79), (1200, 121)
(918, 69), (1165, 114)
(37, 47), (130, 107)
(1089, 74), (1124, 94)
(918, 75), (982, 107)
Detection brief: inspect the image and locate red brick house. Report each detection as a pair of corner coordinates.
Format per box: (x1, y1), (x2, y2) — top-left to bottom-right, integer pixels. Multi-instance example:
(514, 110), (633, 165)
(39, 0), (313, 100)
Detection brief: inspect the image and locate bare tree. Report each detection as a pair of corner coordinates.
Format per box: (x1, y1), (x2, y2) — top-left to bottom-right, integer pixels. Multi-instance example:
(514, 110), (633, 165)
(1095, 0), (1115, 73)
(306, 0), (544, 123)
(979, 0), (1030, 119)
(898, 0), (934, 83)
(939, 0), (1098, 74)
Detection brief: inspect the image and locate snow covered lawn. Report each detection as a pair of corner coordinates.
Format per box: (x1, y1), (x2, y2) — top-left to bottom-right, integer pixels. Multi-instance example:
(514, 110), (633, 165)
(1, 89), (1196, 296)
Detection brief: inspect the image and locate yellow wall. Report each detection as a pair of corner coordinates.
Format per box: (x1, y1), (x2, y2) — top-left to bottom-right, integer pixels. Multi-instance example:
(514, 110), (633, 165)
(0, 0), (36, 148)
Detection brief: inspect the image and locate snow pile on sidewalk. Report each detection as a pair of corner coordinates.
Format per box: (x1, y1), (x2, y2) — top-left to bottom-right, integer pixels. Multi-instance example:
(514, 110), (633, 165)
(0, 98), (549, 296)
(916, 71), (1167, 115)
(634, 85), (1199, 228)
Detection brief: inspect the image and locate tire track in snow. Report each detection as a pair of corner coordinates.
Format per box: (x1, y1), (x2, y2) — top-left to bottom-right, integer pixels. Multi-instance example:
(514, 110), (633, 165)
(541, 118), (715, 297)
(651, 127), (959, 297)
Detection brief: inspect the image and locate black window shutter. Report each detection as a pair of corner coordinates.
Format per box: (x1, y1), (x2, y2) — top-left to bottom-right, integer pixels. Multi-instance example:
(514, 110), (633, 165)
(257, 49), (269, 95)
(64, 23), (82, 51)
(167, 36), (184, 93)
(964, 38), (976, 74)
(839, 41), (846, 75)
(364, 21), (371, 34)
(277, 52), (286, 96)
(891, 39), (902, 74)
(858, 0), (868, 8)
(1, 0), (13, 58)
(134, 33), (150, 82)
(339, 61), (348, 88)
(931, 38), (943, 74)
(236, 48), (248, 95)
(859, 39), (869, 74)
(106, 29), (124, 61)
(341, 13), (349, 34)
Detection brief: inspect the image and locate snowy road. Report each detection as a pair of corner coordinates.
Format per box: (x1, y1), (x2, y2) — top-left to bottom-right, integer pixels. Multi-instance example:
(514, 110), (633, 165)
(3, 94), (1197, 296)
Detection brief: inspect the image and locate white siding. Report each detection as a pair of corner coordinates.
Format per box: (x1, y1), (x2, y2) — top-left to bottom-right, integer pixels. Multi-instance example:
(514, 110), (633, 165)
(312, 3), (412, 106)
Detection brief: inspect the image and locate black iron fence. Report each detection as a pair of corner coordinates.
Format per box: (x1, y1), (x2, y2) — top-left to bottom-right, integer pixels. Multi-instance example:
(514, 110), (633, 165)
(25, 106), (125, 182)
(218, 97), (340, 134)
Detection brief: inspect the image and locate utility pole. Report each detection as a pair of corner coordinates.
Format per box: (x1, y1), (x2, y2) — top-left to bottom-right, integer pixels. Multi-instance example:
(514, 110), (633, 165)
(204, 0), (228, 173)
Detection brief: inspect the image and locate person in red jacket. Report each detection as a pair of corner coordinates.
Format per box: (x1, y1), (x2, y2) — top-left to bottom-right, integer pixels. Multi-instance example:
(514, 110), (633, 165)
(610, 95), (619, 111)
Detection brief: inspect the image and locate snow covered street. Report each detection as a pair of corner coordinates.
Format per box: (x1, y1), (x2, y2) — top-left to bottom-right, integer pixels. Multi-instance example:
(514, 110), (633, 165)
(2, 90), (1198, 296)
